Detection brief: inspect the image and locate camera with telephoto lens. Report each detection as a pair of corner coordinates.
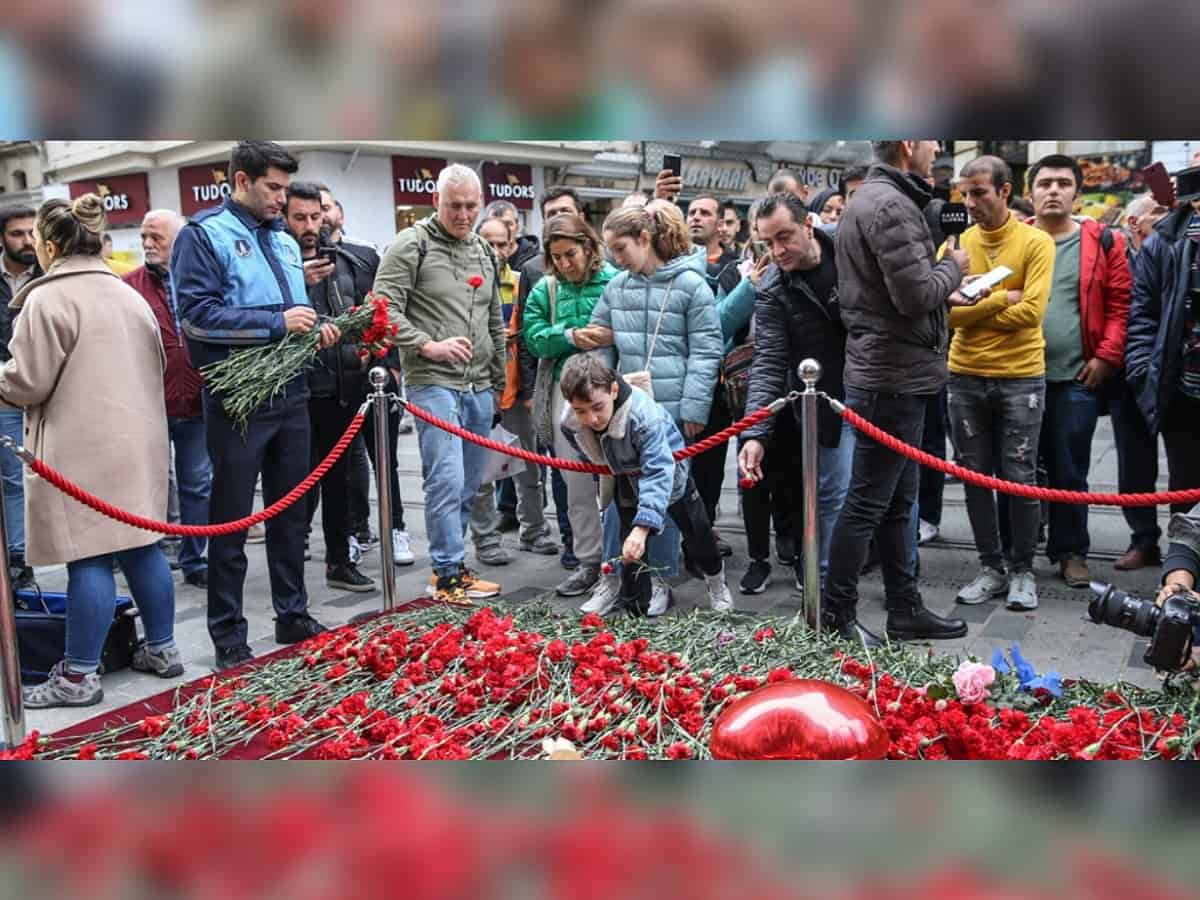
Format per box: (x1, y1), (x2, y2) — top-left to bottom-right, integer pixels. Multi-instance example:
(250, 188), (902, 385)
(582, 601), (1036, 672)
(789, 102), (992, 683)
(1088, 581), (1200, 671)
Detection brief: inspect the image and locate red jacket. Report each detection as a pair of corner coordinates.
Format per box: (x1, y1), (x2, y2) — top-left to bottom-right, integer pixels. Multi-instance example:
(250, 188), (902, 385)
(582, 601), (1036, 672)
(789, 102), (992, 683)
(1026, 217), (1132, 369)
(124, 265), (204, 419)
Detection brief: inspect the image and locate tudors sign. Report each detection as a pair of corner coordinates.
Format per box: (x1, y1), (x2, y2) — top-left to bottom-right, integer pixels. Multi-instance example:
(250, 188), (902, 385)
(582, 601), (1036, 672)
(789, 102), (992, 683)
(482, 162), (535, 210)
(392, 156), (448, 206)
(179, 162), (232, 217)
(68, 173), (150, 227)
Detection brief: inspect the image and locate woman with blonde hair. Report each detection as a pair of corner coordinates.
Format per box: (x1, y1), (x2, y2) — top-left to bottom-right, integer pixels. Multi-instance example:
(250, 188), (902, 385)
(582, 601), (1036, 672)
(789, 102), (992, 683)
(523, 212), (620, 599)
(0, 195), (182, 708)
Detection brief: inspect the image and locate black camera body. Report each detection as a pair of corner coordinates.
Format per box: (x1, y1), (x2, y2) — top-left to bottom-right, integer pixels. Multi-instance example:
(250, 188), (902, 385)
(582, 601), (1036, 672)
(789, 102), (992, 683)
(1088, 582), (1200, 671)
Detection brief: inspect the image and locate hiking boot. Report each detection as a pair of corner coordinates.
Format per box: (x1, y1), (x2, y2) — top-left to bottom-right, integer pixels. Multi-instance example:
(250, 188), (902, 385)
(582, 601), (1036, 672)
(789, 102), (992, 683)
(275, 614), (328, 644)
(704, 569), (734, 612)
(459, 567), (501, 599)
(132, 641), (185, 679)
(1059, 556), (1091, 589)
(580, 574), (620, 614)
(739, 559), (771, 595)
(326, 563), (376, 593)
(429, 573), (473, 606)
(956, 567), (1010, 605)
(519, 534), (559, 555)
(1006, 571), (1039, 611)
(215, 644), (254, 671)
(23, 661), (103, 709)
(476, 544), (511, 567)
(391, 530), (415, 566)
(557, 564), (600, 598)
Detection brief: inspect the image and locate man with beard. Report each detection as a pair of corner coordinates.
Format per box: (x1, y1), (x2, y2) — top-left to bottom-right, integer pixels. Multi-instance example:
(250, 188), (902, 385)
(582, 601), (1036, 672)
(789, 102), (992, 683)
(125, 210), (211, 589)
(0, 205), (39, 590)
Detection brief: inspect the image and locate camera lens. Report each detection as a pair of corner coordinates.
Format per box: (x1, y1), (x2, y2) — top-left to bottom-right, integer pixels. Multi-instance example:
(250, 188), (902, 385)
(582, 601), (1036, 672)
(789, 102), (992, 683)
(1087, 582), (1159, 638)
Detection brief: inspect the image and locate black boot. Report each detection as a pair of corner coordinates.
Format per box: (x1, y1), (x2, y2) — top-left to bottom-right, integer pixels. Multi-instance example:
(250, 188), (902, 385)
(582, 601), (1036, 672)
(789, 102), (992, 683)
(886, 605), (967, 641)
(822, 612), (883, 648)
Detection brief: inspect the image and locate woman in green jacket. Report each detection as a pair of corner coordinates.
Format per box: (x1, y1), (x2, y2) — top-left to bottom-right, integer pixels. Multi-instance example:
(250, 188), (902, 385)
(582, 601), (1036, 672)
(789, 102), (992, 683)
(524, 213), (618, 600)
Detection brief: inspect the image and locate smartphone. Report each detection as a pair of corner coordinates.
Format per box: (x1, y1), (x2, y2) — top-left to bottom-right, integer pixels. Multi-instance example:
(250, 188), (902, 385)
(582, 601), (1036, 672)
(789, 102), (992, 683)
(1141, 162), (1176, 209)
(662, 153), (682, 179)
(751, 240), (769, 262)
(961, 265), (1014, 300)
(314, 247), (338, 266)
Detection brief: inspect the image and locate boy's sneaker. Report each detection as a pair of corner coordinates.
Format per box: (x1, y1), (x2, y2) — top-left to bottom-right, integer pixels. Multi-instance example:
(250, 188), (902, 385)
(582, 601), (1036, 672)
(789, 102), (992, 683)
(739, 560), (771, 595)
(132, 641), (185, 679)
(1006, 571), (1039, 611)
(704, 569), (735, 612)
(956, 567), (1010, 605)
(23, 661), (102, 709)
(326, 563), (376, 593)
(580, 574), (620, 614)
(647, 577), (672, 617)
(430, 573), (473, 606)
(391, 530), (415, 566)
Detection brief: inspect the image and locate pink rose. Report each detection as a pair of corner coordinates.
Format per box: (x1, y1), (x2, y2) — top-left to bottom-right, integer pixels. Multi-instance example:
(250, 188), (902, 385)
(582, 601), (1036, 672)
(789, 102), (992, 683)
(952, 661), (995, 704)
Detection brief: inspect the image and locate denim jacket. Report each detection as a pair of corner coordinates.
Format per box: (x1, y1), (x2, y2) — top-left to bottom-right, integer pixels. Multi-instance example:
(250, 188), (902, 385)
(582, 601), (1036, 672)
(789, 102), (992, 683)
(562, 379), (688, 534)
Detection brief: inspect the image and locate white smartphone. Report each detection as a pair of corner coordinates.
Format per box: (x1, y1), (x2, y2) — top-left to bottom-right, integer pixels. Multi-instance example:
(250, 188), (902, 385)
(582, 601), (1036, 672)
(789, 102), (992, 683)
(960, 265), (1013, 300)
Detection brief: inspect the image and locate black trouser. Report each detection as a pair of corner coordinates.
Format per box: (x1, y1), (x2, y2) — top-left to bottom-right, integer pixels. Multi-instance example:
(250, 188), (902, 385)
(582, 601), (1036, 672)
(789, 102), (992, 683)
(204, 386), (311, 650)
(307, 398), (358, 567)
(1105, 375), (1161, 548)
(691, 388), (733, 525)
(347, 435), (371, 535)
(617, 477), (722, 615)
(742, 412), (798, 562)
(344, 383), (407, 536)
(917, 389), (949, 527)
(823, 389), (929, 623)
(1161, 391), (1200, 515)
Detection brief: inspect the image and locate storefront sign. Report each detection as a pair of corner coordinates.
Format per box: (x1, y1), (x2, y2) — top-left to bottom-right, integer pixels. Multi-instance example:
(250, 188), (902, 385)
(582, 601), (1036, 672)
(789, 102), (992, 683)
(781, 164), (845, 192)
(178, 162), (232, 217)
(682, 160), (752, 194)
(482, 162), (535, 210)
(67, 173), (150, 227)
(392, 156), (448, 206)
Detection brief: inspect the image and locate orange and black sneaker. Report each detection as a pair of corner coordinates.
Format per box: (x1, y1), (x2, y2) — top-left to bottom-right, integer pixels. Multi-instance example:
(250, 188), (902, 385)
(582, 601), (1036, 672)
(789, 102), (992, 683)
(427, 572), (472, 607)
(458, 566), (501, 600)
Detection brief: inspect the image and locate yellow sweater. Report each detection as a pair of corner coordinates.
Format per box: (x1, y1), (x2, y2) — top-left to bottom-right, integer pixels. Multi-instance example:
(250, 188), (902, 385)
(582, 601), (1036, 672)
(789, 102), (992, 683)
(942, 213), (1056, 379)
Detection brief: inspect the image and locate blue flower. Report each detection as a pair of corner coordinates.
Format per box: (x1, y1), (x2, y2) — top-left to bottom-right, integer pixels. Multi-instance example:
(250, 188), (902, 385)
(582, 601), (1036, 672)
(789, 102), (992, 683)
(1008, 644), (1037, 685)
(991, 648), (1011, 675)
(990, 644), (1062, 697)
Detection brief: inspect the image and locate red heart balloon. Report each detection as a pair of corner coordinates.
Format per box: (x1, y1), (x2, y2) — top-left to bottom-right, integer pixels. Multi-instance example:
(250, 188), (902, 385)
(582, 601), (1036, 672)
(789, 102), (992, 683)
(710, 680), (889, 760)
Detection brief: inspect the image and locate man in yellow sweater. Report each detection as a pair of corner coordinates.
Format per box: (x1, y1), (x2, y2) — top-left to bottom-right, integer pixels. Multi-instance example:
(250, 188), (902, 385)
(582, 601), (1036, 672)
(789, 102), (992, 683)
(945, 156), (1056, 612)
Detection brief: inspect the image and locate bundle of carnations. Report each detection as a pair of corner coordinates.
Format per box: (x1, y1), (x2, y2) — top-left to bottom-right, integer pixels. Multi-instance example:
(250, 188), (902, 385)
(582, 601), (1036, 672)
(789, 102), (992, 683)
(201, 292), (397, 428)
(6, 603), (1198, 760)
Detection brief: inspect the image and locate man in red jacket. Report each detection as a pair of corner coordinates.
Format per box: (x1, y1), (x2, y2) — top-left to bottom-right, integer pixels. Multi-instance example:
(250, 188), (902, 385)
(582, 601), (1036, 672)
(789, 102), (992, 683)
(125, 209), (211, 588)
(1028, 155), (1132, 588)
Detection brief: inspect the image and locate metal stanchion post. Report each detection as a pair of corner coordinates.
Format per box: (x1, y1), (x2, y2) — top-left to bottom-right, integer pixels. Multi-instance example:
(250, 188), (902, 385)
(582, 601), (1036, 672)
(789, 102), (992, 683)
(370, 368), (397, 613)
(0, 469), (24, 748)
(798, 359), (822, 635)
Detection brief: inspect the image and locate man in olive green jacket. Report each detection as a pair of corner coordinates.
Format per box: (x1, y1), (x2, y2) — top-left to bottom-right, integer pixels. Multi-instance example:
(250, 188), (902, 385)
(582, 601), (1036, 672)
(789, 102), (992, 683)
(373, 164), (506, 604)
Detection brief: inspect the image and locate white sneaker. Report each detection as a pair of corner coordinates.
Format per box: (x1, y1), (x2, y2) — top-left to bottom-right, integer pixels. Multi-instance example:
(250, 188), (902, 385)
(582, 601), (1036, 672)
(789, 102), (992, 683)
(917, 519), (940, 545)
(581, 574), (621, 615)
(956, 567), (1009, 605)
(348, 534), (363, 566)
(647, 576), (671, 617)
(704, 568), (734, 612)
(392, 529), (415, 566)
(1006, 571), (1039, 611)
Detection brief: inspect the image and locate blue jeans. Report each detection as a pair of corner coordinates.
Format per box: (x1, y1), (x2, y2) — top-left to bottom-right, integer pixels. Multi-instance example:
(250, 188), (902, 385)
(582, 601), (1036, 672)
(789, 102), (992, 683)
(66, 543), (175, 674)
(1042, 381), (1101, 562)
(0, 409), (24, 555)
(168, 416), (212, 576)
(814, 419), (855, 582)
(602, 500), (682, 578)
(410, 385), (494, 578)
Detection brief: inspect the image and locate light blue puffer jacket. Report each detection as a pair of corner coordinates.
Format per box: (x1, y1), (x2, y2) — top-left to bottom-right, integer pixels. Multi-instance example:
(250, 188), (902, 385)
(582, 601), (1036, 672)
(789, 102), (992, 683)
(589, 246), (723, 426)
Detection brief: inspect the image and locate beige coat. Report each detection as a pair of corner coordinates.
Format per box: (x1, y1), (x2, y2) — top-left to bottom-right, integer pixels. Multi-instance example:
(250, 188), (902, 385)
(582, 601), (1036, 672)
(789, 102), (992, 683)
(0, 255), (168, 565)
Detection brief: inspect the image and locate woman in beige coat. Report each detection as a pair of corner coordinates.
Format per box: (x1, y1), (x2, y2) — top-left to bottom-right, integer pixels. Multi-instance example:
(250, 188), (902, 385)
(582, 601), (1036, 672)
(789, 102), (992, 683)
(0, 195), (184, 709)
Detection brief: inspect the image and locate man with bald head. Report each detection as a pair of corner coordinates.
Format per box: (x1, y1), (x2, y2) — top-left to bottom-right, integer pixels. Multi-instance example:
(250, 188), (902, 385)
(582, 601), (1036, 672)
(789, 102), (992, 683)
(126, 209), (212, 588)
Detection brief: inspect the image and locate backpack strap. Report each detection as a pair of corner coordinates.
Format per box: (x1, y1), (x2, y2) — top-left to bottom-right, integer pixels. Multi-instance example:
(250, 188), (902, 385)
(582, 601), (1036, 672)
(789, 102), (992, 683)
(1099, 225), (1114, 254)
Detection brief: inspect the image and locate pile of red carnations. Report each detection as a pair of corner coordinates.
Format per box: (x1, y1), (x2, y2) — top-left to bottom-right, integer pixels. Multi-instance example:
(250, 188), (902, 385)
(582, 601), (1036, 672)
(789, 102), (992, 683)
(5, 603), (1198, 760)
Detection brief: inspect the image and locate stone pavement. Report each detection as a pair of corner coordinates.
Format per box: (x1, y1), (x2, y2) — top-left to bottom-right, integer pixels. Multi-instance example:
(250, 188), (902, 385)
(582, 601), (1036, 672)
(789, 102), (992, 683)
(23, 414), (1175, 735)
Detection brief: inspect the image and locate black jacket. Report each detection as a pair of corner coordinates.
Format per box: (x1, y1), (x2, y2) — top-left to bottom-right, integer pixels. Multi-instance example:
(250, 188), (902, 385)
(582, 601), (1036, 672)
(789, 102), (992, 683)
(743, 228), (847, 448)
(0, 262), (42, 363)
(706, 246), (742, 299)
(510, 235), (541, 273)
(834, 163), (961, 396)
(513, 255), (546, 403)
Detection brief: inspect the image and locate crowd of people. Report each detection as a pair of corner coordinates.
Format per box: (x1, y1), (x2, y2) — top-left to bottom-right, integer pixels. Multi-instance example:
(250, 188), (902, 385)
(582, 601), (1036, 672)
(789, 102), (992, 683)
(2, 138), (1199, 708)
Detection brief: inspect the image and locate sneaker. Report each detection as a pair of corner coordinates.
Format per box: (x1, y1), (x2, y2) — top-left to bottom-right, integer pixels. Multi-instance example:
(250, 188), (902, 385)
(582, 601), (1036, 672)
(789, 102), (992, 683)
(1006, 571), (1039, 611)
(23, 661), (103, 709)
(391, 529), (415, 566)
(348, 534), (363, 565)
(275, 614), (328, 644)
(519, 534), (559, 555)
(917, 519), (940, 545)
(430, 573), (473, 606)
(459, 567), (501, 599)
(326, 563), (376, 593)
(215, 643), (254, 671)
(476, 544), (511, 567)
(956, 567), (1009, 605)
(580, 574), (620, 614)
(776, 535), (796, 566)
(560, 544), (580, 570)
(1059, 556), (1090, 589)
(246, 523), (266, 544)
(131, 642), (185, 679)
(355, 529), (379, 552)
(647, 577), (672, 617)
(739, 559), (771, 595)
(704, 569), (734, 612)
(557, 564), (600, 598)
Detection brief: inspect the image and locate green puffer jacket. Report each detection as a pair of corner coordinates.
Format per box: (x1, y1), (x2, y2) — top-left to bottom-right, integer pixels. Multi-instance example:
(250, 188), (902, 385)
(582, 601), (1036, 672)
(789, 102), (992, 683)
(523, 262), (619, 381)
(372, 215), (505, 392)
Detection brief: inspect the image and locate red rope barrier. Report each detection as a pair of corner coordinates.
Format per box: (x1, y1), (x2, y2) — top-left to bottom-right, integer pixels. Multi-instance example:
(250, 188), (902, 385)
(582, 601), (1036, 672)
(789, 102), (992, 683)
(27, 414), (367, 537)
(401, 399), (779, 475)
(836, 402), (1200, 508)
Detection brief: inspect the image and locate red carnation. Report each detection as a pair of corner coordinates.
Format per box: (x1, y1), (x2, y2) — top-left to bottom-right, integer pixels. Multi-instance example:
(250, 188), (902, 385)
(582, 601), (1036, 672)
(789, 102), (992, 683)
(666, 742), (692, 760)
(738, 477), (755, 489)
(600, 562), (614, 575)
(467, 275), (484, 289)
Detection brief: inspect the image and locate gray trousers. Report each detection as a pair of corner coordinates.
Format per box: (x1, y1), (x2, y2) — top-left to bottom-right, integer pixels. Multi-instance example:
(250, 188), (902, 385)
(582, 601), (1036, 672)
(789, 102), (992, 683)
(470, 402), (551, 548)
